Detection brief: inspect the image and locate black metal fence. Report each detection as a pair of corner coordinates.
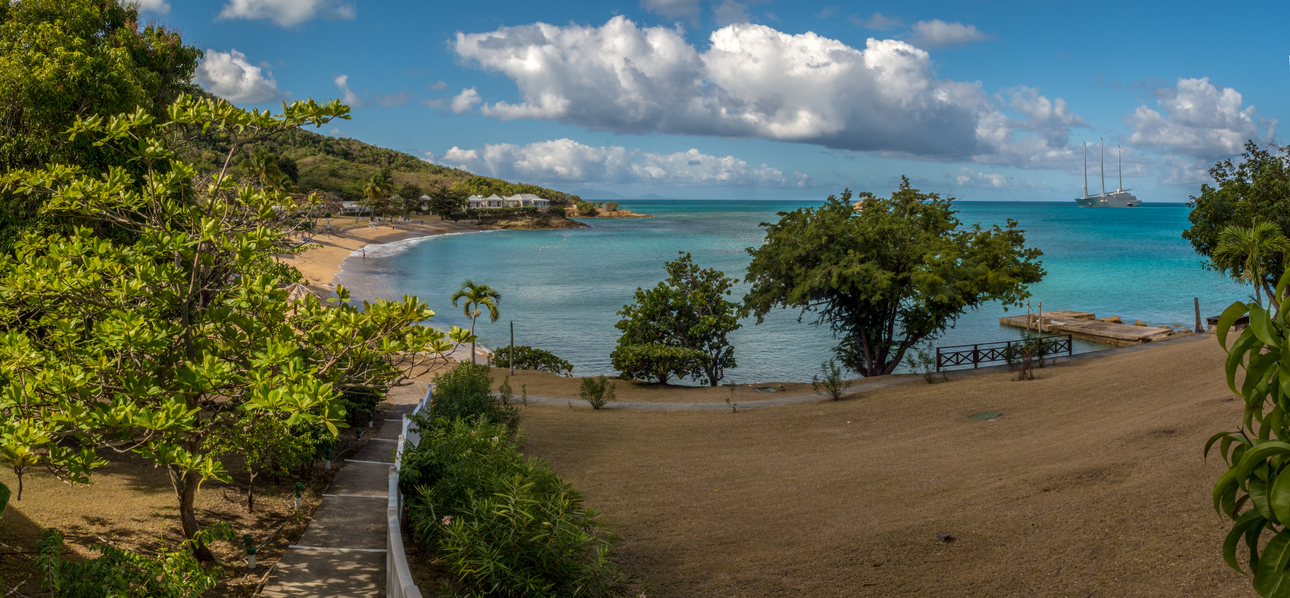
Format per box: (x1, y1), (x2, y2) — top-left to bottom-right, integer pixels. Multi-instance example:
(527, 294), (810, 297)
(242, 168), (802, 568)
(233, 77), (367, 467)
(935, 334), (1073, 371)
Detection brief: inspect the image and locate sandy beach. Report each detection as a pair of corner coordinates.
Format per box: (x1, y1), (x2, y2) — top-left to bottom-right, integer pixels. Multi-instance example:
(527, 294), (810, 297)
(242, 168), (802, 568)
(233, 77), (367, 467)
(279, 216), (482, 292)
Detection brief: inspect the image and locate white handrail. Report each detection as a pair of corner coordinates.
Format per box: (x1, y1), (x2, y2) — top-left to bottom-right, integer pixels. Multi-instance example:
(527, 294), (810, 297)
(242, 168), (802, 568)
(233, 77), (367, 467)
(387, 385), (432, 598)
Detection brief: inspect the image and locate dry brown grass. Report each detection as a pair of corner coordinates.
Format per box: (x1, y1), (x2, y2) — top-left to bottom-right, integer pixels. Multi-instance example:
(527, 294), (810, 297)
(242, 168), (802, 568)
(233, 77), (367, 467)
(489, 366), (850, 403)
(516, 338), (1256, 597)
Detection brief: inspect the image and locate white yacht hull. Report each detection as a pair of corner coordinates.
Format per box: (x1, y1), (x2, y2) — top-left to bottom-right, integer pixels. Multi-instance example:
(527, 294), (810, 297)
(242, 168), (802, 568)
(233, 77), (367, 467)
(1075, 191), (1141, 207)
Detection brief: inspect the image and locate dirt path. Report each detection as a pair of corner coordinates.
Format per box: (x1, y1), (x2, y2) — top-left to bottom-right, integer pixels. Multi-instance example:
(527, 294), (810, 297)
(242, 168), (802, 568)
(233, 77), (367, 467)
(515, 334), (1255, 597)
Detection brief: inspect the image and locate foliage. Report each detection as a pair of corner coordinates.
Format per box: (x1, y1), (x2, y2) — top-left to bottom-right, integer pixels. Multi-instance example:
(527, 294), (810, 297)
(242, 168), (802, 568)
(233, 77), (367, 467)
(498, 376), (514, 405)
(452, 279), (502, 364)
(604, 202), (619, 212)
(580, 376), (617, 409)
(204, 415), (319, 512)
(550, 205), (567, 218)
(400, 419), (641, 598)
(461, 207), (542, 220)
(1185, 142), (1290, 301)
(575, 200), (599, 216)
(811, 360), (854, 400)
(429, 363), (519, 433)
(744, 181), (1045, 377)
(429, 186), (468, 218)
(611, 252), (741, 386)
(361, 169), (394, 217)
(36, 525), (234, 598)
(488, 345), (574, 376)
(0, 0), (203, 251)
(903, 345), (943, 384)
(0, 95), (460, 553)
(1204, 273), (1290, 596)
(1213, 222), (1290, 307)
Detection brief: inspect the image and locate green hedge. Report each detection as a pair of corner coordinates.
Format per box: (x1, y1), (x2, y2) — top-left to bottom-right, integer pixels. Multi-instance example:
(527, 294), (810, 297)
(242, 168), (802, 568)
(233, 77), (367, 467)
(488, 345), (573, 376)
(463, 207), (541, 219)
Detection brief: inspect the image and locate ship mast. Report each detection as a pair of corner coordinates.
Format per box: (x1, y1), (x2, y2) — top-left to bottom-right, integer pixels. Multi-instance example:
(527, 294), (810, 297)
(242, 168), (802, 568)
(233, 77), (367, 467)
(1083, 143), (1088, 198)
(1100, 138), (1105, 196)
(1117, 144), (1123, 192)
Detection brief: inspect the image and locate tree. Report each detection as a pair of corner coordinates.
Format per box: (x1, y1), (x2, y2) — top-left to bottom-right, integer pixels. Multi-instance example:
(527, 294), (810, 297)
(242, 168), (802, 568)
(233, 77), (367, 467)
(429, 185), (467, 219)
(611, 252), (741, 386)
(1213, 222), (1290, 308)
(451, 280), (502, 365)
(0, 0), (202, 251)
(1207, 276), (1290, 596)
(204, 414), (316, 513)
(396, 183), (425, 215)
(0, 95), (466, 558)
(361, 170), (393, 218)
(744, 182), (1045, 377)
(1184, 141), (1290, 295)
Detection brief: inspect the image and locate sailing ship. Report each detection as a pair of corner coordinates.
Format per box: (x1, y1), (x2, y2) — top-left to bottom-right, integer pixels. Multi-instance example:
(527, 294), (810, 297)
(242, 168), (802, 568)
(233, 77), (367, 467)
(1075, 139), (1141, 207)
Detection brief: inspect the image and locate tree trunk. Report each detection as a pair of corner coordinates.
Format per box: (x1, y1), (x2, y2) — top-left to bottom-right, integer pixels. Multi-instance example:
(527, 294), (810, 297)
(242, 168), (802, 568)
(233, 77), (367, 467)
(169, 466), (215, 561)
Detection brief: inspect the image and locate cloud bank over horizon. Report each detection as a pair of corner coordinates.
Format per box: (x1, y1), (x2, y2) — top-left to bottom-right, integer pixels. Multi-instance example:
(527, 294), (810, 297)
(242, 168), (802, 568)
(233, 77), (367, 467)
(435, 139), (797, 188)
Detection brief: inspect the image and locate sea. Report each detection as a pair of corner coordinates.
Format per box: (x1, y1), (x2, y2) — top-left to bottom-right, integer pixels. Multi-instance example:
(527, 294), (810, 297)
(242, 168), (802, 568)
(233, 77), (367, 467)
(336, 200), (1250, 383)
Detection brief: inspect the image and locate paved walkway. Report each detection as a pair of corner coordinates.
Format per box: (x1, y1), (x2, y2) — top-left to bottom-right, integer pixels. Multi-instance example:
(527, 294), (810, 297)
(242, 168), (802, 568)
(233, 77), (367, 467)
(260, 382), (427, 597)
(522, 333), (1212, 411)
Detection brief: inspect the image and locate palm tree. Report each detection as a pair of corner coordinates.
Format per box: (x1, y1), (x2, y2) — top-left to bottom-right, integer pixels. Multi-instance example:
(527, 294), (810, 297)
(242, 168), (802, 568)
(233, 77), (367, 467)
(361, 172), (392, 220)
(1214, 221), (1290, 308)
(451, 280), (501, 364)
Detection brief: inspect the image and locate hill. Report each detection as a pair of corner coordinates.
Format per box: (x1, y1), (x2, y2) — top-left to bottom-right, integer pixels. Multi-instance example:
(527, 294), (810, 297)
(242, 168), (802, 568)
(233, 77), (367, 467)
(182, 126), (583, 204)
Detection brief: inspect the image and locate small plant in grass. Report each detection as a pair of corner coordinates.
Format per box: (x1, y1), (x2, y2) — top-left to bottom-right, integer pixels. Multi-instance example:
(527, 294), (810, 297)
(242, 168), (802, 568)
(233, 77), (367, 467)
(521, 383), (528, 406)
(904, 344), (946, 383)
(498, 376), (514, 405)
(580, 375), (617, 409)
(811, 359), (853, 400)
(36, 524), (234, 597)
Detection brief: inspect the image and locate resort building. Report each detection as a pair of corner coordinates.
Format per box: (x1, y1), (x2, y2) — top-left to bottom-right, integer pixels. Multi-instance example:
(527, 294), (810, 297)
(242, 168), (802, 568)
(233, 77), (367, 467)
(465, 193), (552, 209)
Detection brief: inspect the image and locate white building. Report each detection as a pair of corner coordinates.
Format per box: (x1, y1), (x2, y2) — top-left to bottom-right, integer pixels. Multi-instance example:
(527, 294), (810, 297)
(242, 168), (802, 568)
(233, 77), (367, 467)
(466, 193), (551, 209)
(339, 201), (370, 215)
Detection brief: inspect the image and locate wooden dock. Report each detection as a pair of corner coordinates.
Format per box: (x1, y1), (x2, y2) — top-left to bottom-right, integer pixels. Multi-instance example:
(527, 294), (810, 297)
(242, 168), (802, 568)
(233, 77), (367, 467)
(1000, 310), (1177, 346)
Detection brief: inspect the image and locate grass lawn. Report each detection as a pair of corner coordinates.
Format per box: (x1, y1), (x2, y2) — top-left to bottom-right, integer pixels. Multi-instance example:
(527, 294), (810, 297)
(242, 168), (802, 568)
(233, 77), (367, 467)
(514, 337), (1256, 597)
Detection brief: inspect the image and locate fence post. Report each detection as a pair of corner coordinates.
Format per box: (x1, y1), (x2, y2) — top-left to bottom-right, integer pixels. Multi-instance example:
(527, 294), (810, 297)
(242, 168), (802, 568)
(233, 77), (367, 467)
(1066, 334), (1072, 357)
(936, 346), (942, 372)
(972, 344), (980, 368)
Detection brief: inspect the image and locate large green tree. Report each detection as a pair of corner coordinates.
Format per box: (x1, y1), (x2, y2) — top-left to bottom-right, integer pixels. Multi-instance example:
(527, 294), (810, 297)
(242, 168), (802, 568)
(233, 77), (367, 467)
(0, 0), (201, 250)
(611, 252), (741, 386)
(0, 95), (467, 558)
(1185, 142), (1290, 301)
(744, 181), (1045, 377)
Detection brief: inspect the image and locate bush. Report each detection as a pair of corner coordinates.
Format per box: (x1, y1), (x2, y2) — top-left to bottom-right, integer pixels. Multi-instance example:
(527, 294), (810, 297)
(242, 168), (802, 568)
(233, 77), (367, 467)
(463, 207), (540, 220)
(812, 359), (854, 400)
(430, 362), (519, 432)
(903, 345), (945, 384)
(489, 345), (574, 376)
(400, 419), (641, 598)
(604, 201), (618, 212)
(36, 526), (232, 597)
(575, 200), (599, 216)
(549, 205), (567, 217)
(580, 375), (617, 409)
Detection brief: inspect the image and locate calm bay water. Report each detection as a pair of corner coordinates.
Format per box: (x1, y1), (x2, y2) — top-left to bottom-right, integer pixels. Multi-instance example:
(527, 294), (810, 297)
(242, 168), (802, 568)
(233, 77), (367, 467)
(337, 200), (1248, 383)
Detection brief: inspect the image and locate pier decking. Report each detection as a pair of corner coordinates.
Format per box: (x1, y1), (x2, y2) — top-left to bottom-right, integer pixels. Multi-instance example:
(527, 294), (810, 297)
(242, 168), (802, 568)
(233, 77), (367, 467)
(1000, 310), (1176, 345)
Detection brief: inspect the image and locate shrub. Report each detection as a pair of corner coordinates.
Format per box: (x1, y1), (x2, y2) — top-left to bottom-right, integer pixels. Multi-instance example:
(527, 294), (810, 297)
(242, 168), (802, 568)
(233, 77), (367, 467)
(903, 345), (945, 383)
(489, 345), (574, 376)
(36, 525), (233, 597)
(463, 207), (540, 219)
(430, 362), (519, 432)
(580, 375), (617, 409)
(401, 419), (641, 597)
(604, 202), (619, 212)
(575, 200), (599, 216)
(549, 205), (567, 217)
(811, 359), (854, 400)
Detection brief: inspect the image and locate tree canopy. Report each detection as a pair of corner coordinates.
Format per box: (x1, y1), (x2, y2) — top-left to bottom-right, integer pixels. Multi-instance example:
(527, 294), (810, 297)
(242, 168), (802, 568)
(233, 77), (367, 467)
(611, 252), (741, 386)
(1184, 141), (1290, 300)
(743, 181), (1044, 377)
(0, 95), (469, 557)
(0, 0), (202, 251)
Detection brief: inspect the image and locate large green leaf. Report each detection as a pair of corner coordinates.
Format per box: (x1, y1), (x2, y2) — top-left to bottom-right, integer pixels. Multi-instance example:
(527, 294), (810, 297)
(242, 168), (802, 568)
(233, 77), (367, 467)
(1226, 510), (1266, 573)
(1256, 530), (1290, 597)
(1221, 302), (1254, 348)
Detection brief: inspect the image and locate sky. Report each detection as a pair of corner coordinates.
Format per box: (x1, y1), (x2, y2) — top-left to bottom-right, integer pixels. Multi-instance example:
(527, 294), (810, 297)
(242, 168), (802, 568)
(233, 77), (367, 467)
(145, 0), (1286, 201)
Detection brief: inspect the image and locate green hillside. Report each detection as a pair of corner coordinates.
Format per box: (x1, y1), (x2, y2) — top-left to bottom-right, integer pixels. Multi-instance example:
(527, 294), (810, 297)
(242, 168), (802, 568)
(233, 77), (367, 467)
(183, 126), (582, 204)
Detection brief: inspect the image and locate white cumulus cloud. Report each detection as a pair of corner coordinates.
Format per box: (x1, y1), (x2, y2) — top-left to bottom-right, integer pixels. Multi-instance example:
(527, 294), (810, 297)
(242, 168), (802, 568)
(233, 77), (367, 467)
(219, 0), (355, 27)
(947, 167), (1046, 190)
(909, 20), (995, 48)
(439, 139), (788, 187)
(194, 50), (280, 104)
(449, 88), (482, 114)
(451, 18), (1078, 168)
(333, 74), (362, 107)
(1128, 77), (1275, 158)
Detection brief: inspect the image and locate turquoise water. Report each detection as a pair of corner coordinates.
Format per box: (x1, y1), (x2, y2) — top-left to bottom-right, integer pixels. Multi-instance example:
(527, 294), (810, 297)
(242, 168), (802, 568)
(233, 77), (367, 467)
(337, 200), (1249, 383)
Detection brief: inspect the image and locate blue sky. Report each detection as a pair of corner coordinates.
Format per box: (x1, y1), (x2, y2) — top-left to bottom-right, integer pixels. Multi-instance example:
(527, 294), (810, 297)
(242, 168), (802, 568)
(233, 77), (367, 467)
(148, 0), (1285, 201)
